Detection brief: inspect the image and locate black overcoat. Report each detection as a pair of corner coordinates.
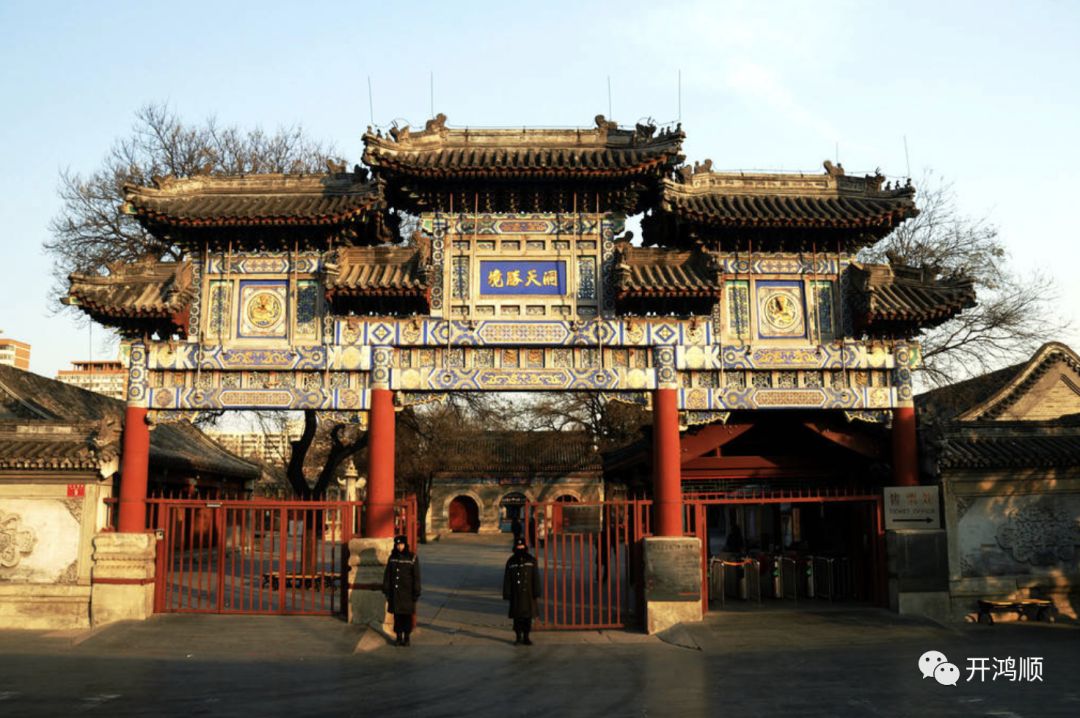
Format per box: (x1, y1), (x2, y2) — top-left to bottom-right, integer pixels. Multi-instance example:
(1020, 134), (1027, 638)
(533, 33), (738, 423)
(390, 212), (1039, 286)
(503, 551), (541, 619)
(383, 549), (421, 615)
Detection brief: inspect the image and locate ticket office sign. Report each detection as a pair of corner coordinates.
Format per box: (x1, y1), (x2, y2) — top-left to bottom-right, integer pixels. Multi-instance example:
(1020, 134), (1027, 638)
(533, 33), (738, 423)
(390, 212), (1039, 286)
(479, 260), (566, 295)
(883, 486), (941, 530)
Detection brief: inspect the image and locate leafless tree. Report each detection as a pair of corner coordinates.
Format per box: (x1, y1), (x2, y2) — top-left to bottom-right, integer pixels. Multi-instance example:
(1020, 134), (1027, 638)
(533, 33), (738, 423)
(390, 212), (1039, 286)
(395, 394), (514, 541)
(860, 172), (1069, 387)
(524, 392), (648, 452)
(45, 102), (338, 312)
(47, 103), (349, 499)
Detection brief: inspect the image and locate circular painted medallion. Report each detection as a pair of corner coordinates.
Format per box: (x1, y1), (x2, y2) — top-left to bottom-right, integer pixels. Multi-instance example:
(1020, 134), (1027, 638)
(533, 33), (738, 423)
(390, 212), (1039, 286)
(763, 292), (799, 330)
(246, 291), (283, 329)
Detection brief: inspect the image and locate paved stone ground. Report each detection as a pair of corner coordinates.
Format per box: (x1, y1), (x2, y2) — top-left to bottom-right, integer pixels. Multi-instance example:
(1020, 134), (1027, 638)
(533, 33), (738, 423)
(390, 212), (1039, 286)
(0, 534), (1076, 717)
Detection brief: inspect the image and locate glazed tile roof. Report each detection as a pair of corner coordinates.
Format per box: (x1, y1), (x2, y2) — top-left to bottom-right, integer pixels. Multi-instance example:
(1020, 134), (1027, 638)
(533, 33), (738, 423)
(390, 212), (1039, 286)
(657, 163), (917, 236)
(123, 172), (384, 228)
(65, 257), (193, 329)
(849, 262), (976, 334)
(614, 245), (721, 298)
(363, 114), (685, 179)
(918, 342), (1080, 422)
(324, 240), (432, 297)
(437, 431), (601, 473)
(0, 364), (259, 479)
(935, 418), (1080, 469)
(0, 422), (112, 471)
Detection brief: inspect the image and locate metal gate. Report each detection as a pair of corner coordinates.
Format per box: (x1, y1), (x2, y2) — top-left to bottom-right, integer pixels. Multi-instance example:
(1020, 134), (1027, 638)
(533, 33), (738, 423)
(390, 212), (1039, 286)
(150, 498), (417, 615)
(524, 500), (651, 630)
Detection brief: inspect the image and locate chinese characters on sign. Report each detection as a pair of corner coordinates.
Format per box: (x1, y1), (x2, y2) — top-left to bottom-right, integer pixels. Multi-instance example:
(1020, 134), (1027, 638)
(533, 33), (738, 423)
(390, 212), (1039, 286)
(884, 485), (941, 530)
(479, 260), (566, 295)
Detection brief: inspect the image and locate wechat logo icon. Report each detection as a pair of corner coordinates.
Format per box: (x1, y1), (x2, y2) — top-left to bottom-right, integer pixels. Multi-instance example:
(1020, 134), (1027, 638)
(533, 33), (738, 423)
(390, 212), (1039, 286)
(919, 650), (959, 686)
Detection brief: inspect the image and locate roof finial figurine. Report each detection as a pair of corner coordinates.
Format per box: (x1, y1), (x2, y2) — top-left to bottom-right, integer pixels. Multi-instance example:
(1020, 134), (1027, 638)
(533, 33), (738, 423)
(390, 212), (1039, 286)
(594, 114), (617, 131)
(823, 160), (845, 176)
(424, 113), (448, 133)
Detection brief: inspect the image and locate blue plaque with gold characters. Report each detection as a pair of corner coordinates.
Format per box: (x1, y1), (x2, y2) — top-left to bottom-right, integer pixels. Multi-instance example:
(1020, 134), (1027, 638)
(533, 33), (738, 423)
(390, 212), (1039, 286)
(479, 260), (566, 295)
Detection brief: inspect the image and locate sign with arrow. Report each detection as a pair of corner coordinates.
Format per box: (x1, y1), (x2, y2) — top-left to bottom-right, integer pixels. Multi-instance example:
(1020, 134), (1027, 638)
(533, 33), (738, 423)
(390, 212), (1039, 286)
(883, 486), (941, 530)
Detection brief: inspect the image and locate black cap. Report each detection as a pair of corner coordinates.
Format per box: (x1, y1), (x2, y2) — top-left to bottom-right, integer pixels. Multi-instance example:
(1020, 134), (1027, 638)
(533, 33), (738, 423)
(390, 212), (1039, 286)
(514, 536), (527, 549)
(394, 535), (407, 544)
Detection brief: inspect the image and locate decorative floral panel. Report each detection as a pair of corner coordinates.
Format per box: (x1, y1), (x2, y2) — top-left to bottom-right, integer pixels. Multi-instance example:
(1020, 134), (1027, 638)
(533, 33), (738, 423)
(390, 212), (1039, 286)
(726, 281), (750, 340)
(295, 280), (320, 341)
(578, 257), (597, 300)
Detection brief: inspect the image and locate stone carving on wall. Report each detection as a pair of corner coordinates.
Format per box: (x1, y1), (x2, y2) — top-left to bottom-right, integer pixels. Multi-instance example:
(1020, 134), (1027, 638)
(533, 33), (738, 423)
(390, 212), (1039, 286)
(0, 510), (37, 569)
(60, 560), (79, 584)
(954, 495), (972, 521)
(63, 498), (83, 523)
(996, 501), (1080, 565)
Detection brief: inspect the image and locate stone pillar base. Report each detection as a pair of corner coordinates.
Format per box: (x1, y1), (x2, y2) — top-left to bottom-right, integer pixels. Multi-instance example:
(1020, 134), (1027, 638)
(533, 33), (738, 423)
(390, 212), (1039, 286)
(348, 537), (393, 633)
(646, 599), (703, 635)
(893, 589), (951, 623)
(91, 532), (156, 627)
(643, 536), (704, 634)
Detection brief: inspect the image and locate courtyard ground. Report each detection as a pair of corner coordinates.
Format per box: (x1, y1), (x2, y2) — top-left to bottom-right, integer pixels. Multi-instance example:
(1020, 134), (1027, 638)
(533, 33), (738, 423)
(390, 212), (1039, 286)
(0, 534), (1075, 717)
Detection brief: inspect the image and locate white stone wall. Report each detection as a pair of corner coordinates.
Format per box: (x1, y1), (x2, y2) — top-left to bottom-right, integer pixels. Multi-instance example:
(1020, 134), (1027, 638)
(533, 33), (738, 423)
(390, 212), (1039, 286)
(943, 470), (1080, 620)
(0, 479), (108, 629)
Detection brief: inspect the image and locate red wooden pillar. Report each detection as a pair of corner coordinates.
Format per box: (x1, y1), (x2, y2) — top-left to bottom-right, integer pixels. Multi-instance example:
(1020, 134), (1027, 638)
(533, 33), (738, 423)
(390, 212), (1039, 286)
(365, 347), (395, 538)
(891, 405), (918, 487)
(652, 347), (682, 537)
(118, 342), (151, 532)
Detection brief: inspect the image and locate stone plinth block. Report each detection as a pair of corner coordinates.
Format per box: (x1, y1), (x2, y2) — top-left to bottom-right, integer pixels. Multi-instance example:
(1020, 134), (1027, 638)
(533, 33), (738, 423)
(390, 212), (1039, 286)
(0, 585), (91, 630)
(90, 531), (156, 627)
(347, 537), (393, 632)
(643, 536), (703, 634)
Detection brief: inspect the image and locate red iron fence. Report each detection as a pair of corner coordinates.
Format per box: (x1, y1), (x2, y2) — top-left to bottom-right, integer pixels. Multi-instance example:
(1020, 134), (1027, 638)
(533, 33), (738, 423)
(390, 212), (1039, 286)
(101, 496), (417, 616)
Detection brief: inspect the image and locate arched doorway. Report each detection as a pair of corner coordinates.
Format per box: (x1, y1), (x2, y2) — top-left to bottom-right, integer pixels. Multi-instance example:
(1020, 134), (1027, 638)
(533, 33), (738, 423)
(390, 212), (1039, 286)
(448, 495), (480, 533)
(499, 492), (528, 534)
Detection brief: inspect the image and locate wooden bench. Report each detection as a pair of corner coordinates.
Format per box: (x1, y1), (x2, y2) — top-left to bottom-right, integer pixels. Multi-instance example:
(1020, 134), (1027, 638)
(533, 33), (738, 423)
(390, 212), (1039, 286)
(261, 572), (340, 590)
(977, 598), (1056, 625)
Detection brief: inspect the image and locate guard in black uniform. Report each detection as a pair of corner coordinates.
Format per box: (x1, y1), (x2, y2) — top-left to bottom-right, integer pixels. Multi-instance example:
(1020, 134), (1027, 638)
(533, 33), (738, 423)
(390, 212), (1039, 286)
(382, 535), (421, 646)
(503, 536), (541, 645)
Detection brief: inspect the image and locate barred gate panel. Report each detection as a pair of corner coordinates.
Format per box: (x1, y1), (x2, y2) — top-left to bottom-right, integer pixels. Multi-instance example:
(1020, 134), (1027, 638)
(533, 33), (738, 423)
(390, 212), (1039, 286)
(524, 500), (651, 630)
(151, 498), (415, 616)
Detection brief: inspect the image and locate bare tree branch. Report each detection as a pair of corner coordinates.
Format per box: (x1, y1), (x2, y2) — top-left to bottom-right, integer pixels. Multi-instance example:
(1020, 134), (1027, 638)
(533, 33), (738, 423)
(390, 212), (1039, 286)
(860, 171), (1071, 387)
(45, 102), (339, 315)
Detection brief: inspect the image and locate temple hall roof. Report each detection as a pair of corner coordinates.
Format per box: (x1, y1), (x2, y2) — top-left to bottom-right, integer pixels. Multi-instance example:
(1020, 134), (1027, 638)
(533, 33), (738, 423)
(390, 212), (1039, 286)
(918, 342), (1080, 422)
(363, 114), (685, 181)
(848, 262), (976, 336)
(917, 343), (1080, 473)
(436, 431), (601, 474)
(65, 256), (193, 336)
(0, 364), (259, 479)
(933, 417), (1080, 470)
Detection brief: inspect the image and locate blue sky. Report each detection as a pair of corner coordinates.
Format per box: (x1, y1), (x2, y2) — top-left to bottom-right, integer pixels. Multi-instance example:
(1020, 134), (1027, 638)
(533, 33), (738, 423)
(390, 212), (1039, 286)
(1, 0), (1077, 377)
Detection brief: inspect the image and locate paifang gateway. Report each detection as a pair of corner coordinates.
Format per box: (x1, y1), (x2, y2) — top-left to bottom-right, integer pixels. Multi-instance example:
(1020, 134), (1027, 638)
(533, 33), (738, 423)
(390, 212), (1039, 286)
(64, 114), (975, 538)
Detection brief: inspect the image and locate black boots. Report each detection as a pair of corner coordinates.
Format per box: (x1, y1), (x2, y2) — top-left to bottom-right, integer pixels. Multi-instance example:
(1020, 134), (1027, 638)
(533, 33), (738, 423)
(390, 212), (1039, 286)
(395, 632), (410, 647)
(522, 632), (532, 646)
